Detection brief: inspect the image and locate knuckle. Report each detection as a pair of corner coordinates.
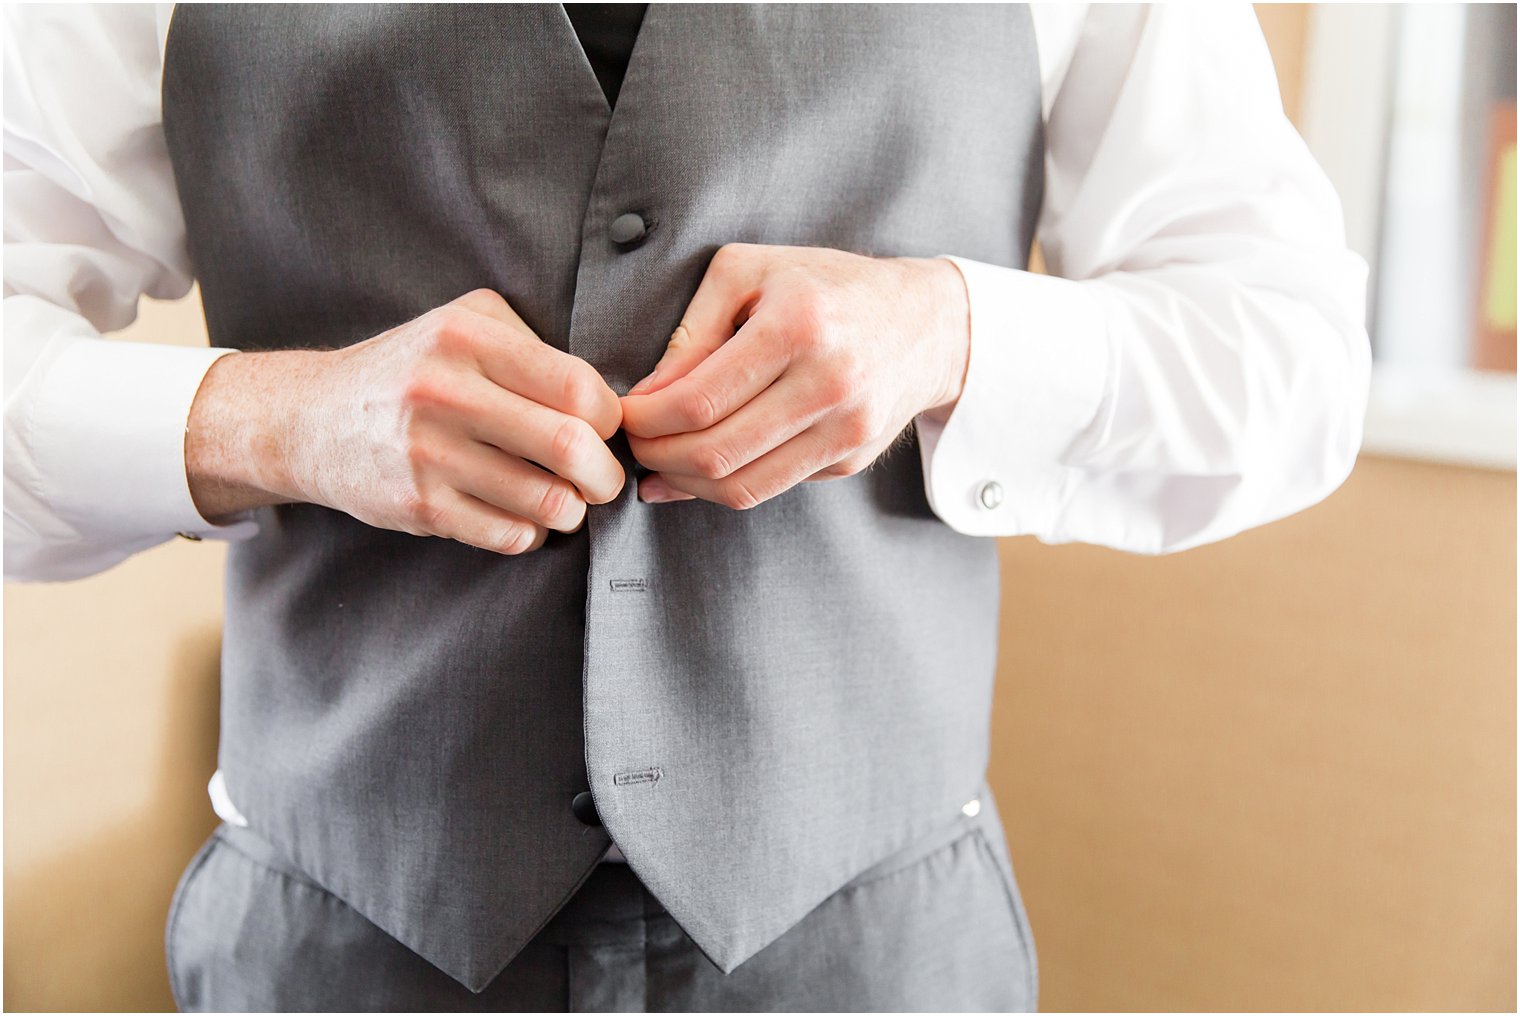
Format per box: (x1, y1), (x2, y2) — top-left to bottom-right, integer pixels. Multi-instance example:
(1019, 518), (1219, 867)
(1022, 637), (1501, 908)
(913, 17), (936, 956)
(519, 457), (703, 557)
(559, 365), (603, 419)
(719, 478), (762, 511)
(392, 493), (426, 534)
(677, 385), (721, 430)
(549, 417), (591, 466)
(408, 492), (449, 533)
(691, 444), (733, 480)
(427, 308), (474, 354)
(836, 452), (872, 477)
(837, 408), (876, 447)
(400, 374), (446, 413)
(404, 436), (438, 474)
(816, 371), (855, 408)
(837, 357), (871, 398)
(534, 481), (573, 527)
(460, 287), (506, 311)
(710, 242), (749, 274)
(787, 292), (830, 349)
(497, 523), (539, 556)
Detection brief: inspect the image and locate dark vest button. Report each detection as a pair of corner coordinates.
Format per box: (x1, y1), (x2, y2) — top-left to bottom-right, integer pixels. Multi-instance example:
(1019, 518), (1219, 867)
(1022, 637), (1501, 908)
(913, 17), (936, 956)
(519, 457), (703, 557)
(609, 212), (647, 246)
(572, 790), (601, 826)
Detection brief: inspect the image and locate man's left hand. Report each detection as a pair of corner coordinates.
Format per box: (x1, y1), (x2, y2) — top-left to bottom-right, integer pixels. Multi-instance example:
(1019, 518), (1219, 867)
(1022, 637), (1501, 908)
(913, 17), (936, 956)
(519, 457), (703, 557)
(620, 243), (970, 508)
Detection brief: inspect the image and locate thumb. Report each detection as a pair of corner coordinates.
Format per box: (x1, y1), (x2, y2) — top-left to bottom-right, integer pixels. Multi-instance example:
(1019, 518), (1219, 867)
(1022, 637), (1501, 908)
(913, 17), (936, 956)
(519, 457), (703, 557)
(627, 244), (760, 397)
(626, 322), (718, 396)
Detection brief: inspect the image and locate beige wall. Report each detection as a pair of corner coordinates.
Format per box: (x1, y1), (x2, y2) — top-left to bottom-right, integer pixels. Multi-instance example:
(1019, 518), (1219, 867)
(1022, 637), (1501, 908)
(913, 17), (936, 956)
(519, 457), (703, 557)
(1255, 4), (1311, 124)
(5, 6), (1515, 1011)
(988, 456), (1516, 1012)
(5, 296), (227, 1013)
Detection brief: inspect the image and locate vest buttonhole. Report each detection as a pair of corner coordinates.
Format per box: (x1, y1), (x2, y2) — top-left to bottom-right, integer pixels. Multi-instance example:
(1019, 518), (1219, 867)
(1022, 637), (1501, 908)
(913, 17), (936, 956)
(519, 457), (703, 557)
(609, 577), (649, 593)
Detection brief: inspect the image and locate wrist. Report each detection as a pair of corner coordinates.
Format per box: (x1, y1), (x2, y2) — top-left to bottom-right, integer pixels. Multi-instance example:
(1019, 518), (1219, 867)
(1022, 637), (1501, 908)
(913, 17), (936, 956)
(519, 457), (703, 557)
(185, 348), (326, 519)
(903, 255), (971, 422)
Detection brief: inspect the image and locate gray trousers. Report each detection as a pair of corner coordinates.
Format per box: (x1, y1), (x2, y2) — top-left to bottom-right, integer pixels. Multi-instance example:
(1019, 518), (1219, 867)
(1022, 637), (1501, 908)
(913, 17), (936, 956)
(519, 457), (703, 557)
(166, 795), (1037, 1012)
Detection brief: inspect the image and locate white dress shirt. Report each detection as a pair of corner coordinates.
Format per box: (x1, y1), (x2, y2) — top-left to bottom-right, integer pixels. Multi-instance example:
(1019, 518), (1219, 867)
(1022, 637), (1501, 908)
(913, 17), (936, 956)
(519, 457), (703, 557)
(4, 5), (1370, 832)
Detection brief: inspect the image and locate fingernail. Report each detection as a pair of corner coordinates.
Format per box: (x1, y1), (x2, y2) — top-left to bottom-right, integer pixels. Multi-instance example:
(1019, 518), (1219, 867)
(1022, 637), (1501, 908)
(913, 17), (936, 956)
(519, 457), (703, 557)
(628, 365), (661, 395)
(640, 477), (688, 504)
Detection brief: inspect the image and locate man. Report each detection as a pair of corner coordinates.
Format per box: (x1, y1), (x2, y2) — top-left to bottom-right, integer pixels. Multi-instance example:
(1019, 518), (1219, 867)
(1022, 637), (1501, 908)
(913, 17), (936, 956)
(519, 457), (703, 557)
(4, 3), (1369, 1011)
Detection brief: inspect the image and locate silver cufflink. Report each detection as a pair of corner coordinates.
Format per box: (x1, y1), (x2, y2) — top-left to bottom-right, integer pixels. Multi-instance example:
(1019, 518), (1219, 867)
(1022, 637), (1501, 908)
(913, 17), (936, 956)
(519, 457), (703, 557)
(976, 480), (1003, 510)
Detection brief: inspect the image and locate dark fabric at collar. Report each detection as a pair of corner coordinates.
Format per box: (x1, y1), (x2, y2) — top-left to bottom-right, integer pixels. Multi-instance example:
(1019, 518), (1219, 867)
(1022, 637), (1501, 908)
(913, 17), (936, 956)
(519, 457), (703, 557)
(565, 3), (649, 108)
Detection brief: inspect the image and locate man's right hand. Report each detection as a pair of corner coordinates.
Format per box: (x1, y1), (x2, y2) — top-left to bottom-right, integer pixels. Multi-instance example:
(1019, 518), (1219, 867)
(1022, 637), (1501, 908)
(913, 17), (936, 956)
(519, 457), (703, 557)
(185, 289), (625, 555)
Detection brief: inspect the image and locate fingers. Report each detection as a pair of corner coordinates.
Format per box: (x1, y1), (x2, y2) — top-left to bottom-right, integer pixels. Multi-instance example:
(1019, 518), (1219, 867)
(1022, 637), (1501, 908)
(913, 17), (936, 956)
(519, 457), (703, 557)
(451, 288), (533, 330)
(626, 248), (760, 397)
(627, 244), (766, 398)
(449, 372), (626, 504)
(642, 422), (881, 510)
(625, 240), (771, 407)
(433, 437), (590, 533)
(626, 323), (721, 398)
(620, 317), (789, 439)
(430, 291), (626, 505)
(419, 485), (550, 556)
(637, 474), (696, 503)
(626, 374), (826, 480)
(485, 334), (622, 440)
(475, 323), (623, 441)
(447, 289), (622, 440)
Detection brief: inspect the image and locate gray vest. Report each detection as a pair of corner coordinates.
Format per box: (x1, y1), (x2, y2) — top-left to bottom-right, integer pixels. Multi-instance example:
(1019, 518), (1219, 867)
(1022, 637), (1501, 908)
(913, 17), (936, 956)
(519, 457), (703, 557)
(161, 3), (1043, 992)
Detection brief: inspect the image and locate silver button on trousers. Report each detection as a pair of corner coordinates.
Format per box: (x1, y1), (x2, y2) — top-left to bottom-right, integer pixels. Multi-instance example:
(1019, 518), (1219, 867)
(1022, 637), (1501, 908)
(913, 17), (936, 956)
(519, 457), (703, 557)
(165, 792), (1037, 1012)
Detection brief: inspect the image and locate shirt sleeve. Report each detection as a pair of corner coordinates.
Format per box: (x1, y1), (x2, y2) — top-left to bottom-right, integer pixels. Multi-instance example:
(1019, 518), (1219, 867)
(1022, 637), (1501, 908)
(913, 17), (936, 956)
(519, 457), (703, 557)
(4, 3), (255, 582)
(916, 3), (1372, 554)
